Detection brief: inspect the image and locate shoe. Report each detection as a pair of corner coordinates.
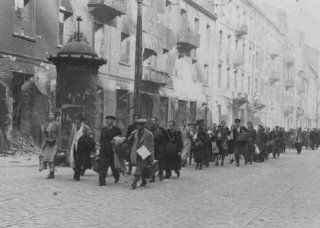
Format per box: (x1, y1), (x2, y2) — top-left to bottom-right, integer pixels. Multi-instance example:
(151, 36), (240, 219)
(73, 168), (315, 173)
(149, 177), (155, 183)
(99, 181), (106, 186)
(221, 161), (224, 166)
(75, 176), (80, 181)
(46, 171), (54, 179)
(163, 176), (170, 179)
(130, 182), (137, 190)
(140, 179), (147, 187)
(80, 169), (85, 176)
(114, 178), (120, 184)
(176, 171), (180, 178)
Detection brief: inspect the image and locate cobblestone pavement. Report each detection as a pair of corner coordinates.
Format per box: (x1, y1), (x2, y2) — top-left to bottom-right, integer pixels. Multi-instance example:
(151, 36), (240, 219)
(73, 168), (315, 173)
(1, 149), (320, 228)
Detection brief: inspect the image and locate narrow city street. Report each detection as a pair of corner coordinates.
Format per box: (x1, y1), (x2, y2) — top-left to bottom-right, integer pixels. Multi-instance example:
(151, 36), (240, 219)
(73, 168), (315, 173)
(1, 149), (320, 228)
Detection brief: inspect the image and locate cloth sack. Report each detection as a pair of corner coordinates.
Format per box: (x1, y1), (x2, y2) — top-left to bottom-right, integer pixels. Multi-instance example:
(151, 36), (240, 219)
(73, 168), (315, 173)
(254, 144), (260, 155)
(212, 141), (219, 154)
(143, 160), (159, 178)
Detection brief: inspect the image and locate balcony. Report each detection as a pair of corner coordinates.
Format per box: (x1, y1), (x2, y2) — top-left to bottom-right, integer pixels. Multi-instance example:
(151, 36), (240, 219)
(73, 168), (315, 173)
(286, 57), (295, 67)
(284, 78), (294, 90)
(282, 105), (294, 116)
(270, 49), (279, 59)
(268, 71), (280, 85)
(142, 66), (170, 86)
(233, 55), (244, 69)
(233, 92), (248, 106)
(235, 23), (248, 39)
(297, 85), (306, 94)
(253, 97), (266, 111)
(177, 29), (200, 51)
(88, 0), (126, 21)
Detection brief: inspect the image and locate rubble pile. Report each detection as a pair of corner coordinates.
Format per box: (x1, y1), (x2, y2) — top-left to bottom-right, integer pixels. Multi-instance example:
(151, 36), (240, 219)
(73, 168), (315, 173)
(1, 137), (40, 157)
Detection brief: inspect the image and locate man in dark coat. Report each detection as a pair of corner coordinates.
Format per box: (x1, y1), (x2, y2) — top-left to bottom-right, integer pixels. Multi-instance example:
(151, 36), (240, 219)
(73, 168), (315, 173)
(232, 119), (249, 166)
(149, 116), (167, 182)
(99, 115), (122, 186)
(193, 120), (210, 170)
(214, 124), (229, 166)
(163, 121), (183, 178)
(309, 129), (318, 150)
(246, 121), (257, 165)
(125, 114), (140, 174)
(270, 126), (282, 158)
(256, 125), (268, 162)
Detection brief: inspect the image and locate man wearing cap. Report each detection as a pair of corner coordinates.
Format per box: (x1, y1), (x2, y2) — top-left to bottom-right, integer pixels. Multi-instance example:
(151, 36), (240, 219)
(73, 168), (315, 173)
(99, 115), (122, 186)
(149, 116), (166, 182)
(67, 113), (93, 180)
(246, 121), (257, 165)
(232, 119), (249, 166)
(256, 125), (268, 162)
(128, 119), (154, 190)
(193, 120), (210, 169)
(125, 114), (140, 174)
(163, 121), (183, 178)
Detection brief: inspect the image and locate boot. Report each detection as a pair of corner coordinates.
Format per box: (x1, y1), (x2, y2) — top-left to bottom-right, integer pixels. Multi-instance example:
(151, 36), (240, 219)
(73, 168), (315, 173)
(149, 175), (155, 183)
(131, 176), (139, 190)
(175, 170), (180, 178)
(221, 160), (224, 166)
(140, 178), (147, 187)
(99, 175), (106, 186)
(46, 171), (54, 179)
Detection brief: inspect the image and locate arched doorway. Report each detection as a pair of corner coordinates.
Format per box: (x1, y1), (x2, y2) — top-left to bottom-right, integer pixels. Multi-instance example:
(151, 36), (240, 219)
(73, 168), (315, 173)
(141, 93), (153, 119)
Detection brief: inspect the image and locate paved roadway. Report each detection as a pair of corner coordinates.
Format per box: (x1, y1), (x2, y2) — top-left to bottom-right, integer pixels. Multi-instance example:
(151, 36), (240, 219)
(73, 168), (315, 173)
(1, 149), (320, 228)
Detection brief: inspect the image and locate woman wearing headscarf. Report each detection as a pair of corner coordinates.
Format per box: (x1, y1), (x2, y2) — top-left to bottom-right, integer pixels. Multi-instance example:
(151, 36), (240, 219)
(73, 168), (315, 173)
(40, 112), (60, 179)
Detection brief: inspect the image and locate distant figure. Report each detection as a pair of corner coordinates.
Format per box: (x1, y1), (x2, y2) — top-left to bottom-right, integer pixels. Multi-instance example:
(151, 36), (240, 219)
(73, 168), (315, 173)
(40, 112), (60, 179)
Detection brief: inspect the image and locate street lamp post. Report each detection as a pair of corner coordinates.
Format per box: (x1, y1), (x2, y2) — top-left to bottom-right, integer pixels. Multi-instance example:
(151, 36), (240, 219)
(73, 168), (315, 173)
(133, 0), (143, 116)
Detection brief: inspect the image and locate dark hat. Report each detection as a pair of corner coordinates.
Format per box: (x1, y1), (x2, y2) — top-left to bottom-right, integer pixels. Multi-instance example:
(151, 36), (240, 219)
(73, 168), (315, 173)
(76, 112), (86, 121)
(235, 119), (241, 123)
(106, 115), (116, 120)
(136, 119), (147, 125)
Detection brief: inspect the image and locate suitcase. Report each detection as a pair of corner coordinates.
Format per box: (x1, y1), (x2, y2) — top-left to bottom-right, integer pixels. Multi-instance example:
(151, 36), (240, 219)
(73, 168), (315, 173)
(143, 160), (159, 178)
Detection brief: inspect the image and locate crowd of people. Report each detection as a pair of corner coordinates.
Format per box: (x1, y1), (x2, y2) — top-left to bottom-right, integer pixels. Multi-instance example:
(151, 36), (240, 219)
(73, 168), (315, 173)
(39, 112), (318, 190)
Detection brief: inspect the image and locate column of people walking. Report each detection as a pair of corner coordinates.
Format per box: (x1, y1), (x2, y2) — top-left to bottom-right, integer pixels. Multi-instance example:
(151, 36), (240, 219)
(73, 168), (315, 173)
(39, 112), (318, 190)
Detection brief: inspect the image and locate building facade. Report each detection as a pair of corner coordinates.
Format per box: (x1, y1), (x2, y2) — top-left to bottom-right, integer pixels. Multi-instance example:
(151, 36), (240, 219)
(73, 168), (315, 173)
(1, 0), (320, 147)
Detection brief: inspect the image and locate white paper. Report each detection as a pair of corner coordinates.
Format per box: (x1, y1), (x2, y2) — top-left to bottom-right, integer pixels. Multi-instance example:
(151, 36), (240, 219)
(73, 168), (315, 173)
(137, 145), (151, 160)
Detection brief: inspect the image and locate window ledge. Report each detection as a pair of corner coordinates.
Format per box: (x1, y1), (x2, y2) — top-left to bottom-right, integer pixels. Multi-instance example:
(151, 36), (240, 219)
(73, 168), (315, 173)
(119, 61), (131, 67)
(13, 33), (36, 42)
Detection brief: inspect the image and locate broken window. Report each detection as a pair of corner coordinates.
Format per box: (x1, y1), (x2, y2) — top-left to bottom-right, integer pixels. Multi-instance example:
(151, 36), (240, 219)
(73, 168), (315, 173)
(120, 32), (130, 64)
(58, 5), (73, 46)
(14, 0), (35, 38)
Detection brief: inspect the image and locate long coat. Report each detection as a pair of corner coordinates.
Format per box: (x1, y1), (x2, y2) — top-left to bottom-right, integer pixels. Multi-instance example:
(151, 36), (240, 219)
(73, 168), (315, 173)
(193, 129), (210, 163)
(41, 121), (60, 163)
(130, 128), (154, 176)
(162, 129), (183, 170)
(99, 125), (122, 162)
(67, 123), (92, 167)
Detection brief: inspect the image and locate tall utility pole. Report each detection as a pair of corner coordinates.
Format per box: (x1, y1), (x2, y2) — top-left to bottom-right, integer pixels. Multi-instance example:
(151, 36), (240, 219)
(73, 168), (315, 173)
(133, 0), (143, 116)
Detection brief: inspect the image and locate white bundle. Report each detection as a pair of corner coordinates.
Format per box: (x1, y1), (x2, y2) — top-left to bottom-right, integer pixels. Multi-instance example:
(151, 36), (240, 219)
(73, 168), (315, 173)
(112, 136), (126, 146)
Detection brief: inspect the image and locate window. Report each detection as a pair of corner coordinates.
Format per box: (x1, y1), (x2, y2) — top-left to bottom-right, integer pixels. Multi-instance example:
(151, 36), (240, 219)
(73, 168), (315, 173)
(204, 64), (209, 85)
(14, 0), (35, 38)
(58, 9), (73, 46)
(120, 32), (130, 64)
(194, 18), (199, 33)
(219, 30), (223, 51)
(93, 21), (105, 57)
(226, 68), (230, 89)
(189, 101), (196, 122)
(218, 64), (222, 88)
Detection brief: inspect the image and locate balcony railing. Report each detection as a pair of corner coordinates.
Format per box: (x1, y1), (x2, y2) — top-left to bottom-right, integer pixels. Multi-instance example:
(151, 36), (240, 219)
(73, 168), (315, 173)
(88, 0), (126, 20)
(177, 29), (200, 50)
(235, 23), (248, 38)
(285, 78), (294, 90)
(286, 57), (295, 67)
(233, 92), (248, 106)
(282, 105), (294, 116)
(268, 71), (280, 85)
(233, 55), (244, 69)
(142, 66), (170, 86)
